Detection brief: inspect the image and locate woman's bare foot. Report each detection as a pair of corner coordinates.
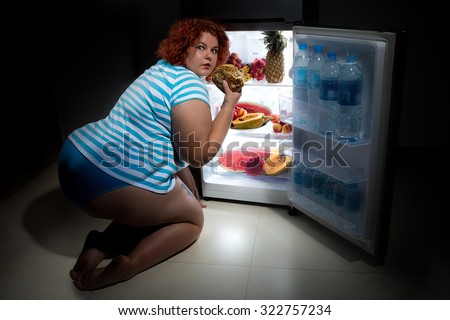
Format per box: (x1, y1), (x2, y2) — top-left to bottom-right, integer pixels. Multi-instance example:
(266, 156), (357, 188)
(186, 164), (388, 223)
(70, 230), (108, 281)
(70, 247), (107, 281)
(73, 255), (133, 291)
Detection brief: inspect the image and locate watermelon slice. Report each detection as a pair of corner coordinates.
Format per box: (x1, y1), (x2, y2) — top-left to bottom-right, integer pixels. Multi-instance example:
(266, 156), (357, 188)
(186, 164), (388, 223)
(218, 147), (270, 173)
(235, 101), (272, 116)
(245, 155), (265, 176)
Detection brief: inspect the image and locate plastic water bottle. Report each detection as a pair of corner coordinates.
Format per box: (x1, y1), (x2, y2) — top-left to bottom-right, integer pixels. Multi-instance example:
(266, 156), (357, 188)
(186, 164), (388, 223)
(318, 51), (339, 134)
(312, 170), (327, 204)
(333, 181), (347, 218)
(323, 177), (337, 200)
(312, 170), (326, 194)
(290, 42), (309, 102)
(322, 176), (337, 210)
(301, 167), (314, 198)
(293, 160), (306, 194)
(344, 183), (361, 213)
(344, 183), (362, 236)
(336, 54), (362, 141)
(306, 45), (324, 131)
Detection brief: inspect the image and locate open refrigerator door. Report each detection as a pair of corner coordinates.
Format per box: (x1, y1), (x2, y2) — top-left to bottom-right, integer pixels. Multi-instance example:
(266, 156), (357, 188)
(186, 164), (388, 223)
(201, 30), (296, 205)
(287, 26), (398, 255)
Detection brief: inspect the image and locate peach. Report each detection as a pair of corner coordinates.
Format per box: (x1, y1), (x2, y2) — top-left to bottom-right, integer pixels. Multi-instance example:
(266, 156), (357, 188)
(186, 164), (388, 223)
(281, 123), (292, 134)
(273, 123), (282, 133)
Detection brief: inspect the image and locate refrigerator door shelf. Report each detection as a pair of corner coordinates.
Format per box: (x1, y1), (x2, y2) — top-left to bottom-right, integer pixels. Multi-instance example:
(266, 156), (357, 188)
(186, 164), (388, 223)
(291, 127), (370, 183)
(289, 148), (367, 184)
(280, 95), (371, 146)
(288, 189), (368, 243)
(288, 145), (369, 242)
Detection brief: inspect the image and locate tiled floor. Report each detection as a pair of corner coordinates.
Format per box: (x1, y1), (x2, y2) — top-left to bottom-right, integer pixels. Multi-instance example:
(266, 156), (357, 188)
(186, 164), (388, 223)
(0, 159), (448, 300)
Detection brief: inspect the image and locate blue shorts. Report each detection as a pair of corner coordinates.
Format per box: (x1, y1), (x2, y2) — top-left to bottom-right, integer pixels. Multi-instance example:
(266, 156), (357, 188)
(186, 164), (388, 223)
(57, 139), (129, 208)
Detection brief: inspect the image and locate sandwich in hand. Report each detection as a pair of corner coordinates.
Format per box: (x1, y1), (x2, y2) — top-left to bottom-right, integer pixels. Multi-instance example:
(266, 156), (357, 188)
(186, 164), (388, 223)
(210, 64), (245, 93)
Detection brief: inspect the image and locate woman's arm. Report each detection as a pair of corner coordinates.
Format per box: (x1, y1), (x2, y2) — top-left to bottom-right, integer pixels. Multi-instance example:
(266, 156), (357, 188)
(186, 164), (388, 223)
(172, 80), (241, 167)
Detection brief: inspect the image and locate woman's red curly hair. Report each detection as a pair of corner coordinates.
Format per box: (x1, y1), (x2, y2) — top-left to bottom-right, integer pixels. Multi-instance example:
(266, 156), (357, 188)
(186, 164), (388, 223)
(157, 18), (230, 67)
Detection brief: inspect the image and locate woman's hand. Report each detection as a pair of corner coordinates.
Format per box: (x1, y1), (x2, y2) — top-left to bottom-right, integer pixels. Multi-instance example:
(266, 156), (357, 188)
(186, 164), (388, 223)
(221, 80), (242, 109)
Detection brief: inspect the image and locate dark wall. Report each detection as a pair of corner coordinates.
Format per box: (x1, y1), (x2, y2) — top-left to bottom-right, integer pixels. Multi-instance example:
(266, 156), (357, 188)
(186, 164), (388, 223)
(54, 0), (182, 139)
(181, 0), (303, 22)
(1, 0), (181, 201)
(2, 2), (64, 200)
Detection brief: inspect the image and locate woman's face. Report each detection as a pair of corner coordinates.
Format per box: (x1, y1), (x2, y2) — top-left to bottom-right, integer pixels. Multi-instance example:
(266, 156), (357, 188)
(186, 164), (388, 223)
(185, 32), (219, 77)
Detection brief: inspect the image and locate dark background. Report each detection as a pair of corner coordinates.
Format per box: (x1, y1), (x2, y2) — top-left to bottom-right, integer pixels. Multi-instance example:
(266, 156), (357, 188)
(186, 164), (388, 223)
(2, 0), (445, 199)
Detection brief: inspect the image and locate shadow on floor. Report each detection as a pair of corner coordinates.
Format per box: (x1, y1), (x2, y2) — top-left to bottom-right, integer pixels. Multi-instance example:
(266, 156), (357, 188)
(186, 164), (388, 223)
(22, 187), (107, 256)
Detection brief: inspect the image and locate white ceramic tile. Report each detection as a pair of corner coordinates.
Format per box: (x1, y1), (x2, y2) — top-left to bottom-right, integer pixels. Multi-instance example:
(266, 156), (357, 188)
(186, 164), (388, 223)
(0, 225), (52, 254)
(169, 200), (260, 267)
(88, 261), (250, 300)
(0, 164), (69, 241)
(252, 206), (400, 274)
(0, 164), (60, 220)
(0, 192), (109, 256)
(0, 252), (90, 299)
(246, 267), (410, 299)
(0, 193), (34, 233)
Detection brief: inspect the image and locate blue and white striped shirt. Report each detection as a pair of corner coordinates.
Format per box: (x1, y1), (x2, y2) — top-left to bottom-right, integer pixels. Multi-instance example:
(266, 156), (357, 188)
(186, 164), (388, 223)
(69, 60), (210, 194)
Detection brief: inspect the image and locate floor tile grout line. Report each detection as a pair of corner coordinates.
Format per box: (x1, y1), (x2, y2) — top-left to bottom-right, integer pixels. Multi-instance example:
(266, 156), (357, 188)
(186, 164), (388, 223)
(242, 205), (263, 299)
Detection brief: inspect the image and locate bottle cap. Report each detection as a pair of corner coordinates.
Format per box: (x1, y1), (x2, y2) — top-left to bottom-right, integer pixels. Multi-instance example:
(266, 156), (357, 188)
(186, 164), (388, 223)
(346, 54), (357, 62)
(298, 43), (307, 50)
(327, 51), (337, 59)
(313, 45), (323, 52)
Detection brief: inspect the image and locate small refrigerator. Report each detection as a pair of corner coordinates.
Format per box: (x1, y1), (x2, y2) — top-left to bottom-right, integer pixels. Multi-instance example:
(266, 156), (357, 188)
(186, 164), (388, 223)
(199, 22), (405, 257)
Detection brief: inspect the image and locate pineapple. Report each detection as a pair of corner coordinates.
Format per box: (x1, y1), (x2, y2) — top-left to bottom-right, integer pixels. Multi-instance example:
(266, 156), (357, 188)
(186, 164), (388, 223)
(262, 31), (287, 83)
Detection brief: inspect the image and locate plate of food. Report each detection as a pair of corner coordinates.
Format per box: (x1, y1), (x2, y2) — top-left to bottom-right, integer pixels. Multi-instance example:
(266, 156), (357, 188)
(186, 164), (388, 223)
(230, 101), (273, 130)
